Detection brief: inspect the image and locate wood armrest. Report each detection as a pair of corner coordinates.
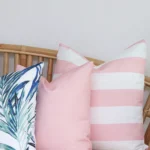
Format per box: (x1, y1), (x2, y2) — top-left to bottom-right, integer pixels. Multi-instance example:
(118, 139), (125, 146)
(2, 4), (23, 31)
(145, 123), (150, 146)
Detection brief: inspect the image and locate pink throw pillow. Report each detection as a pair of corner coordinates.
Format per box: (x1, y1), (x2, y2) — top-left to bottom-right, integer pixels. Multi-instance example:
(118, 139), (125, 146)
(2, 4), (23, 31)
(54, 41), (147, 150)
(17, 62), (93, 150)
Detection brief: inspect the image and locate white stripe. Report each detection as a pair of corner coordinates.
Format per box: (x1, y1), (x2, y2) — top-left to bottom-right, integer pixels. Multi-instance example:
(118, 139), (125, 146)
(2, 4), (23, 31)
(92, 72), (144, 90)
(92, 141), (146, 150)
(53, 73), (144, 90)
(95, 43), (147, 70)
(117, 42), (147, 59)
(58, 46), (88, 66)
(0, 131), (20, 150)
(91, 106), (143, 124)
(58, 42), (146, 67)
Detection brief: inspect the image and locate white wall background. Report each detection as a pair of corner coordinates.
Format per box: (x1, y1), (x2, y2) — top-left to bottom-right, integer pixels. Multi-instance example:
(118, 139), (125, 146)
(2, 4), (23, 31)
(0, 0), (150, 74)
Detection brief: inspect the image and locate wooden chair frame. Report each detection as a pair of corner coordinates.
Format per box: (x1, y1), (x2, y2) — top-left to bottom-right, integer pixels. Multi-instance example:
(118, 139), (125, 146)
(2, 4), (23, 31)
(0, 43), (150, 145)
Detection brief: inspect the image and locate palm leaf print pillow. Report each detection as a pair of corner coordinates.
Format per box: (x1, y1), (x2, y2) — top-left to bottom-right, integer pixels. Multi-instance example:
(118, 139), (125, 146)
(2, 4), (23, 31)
(0, 62), (44, 150)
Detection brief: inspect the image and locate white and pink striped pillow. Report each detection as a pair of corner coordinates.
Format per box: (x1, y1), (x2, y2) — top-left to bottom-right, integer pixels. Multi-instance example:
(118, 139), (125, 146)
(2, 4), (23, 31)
(54, 41), (147, 150)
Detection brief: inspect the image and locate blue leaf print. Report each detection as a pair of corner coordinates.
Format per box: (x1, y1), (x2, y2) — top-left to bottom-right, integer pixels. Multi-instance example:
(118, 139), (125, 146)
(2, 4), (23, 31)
(0, 62), (44, 150)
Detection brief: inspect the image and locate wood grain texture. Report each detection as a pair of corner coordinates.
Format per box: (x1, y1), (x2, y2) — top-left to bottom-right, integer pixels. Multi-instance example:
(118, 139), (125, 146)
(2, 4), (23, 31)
(143, 94), (150, 122)
(38, 56), (44, 62)
(14, 54), (20, 71)
(3, 53), (9, 74)
(47, 59), (53, 82)
(27, 55), (33, 67)
(145, 76), (150, 86)
(145, 124), (150, 145)
(20, 46), (27, 66)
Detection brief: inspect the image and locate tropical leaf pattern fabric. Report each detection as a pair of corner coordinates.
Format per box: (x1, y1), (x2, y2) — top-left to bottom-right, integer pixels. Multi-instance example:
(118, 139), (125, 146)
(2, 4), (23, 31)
(0, 62), (44, 150)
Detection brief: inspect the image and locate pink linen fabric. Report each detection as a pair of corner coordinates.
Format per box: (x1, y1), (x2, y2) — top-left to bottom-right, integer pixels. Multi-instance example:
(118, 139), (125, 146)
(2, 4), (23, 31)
(54, 41), (147, 150)
(17, 62), (93, 150)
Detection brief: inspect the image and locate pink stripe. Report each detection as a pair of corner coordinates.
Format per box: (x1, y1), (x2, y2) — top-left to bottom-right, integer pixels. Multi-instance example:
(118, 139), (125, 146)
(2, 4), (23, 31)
(91, 89), (143, 107)
(91, 124), (144, 141)
(54, 60), (77, 74)
(94, 58), (145, 73)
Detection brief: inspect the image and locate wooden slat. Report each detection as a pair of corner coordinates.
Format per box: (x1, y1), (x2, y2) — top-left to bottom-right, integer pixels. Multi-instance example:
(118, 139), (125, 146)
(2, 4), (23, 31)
(145, 123), (150, 145)
(38, 57), (44, 62)
(27, 55), (33, 67)
(3, 53), (9, 74)
(20, 46), (27, 66)
(145, 76), (150, 87)
(146, 76), (150, 83)
(14, 54), (20, 71)
(144, 94), (150, 122)
(20, 54), (27, 66)
(147, 113), (150, 118)
(147, 106), (150, 118)
(47, 59), (53, 82)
